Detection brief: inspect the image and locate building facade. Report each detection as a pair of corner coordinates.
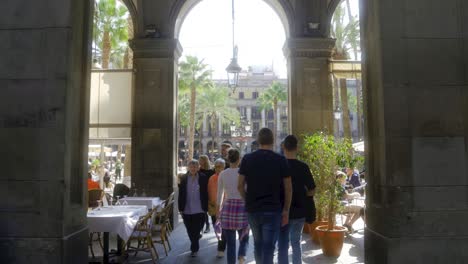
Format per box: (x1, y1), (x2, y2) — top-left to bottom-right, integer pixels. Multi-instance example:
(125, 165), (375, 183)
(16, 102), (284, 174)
(178, 66), (288, 159)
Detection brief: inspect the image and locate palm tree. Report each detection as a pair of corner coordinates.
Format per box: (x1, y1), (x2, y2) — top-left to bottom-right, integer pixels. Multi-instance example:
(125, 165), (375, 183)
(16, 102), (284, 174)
(177, 92), (190, 156)
(93, 0), (129, 69)
(258, 81), (287, 146)
(330, 3), (360, 60)
(179, 56), (212, 161)
(196, 85), (240, 155)
(331, 1), (361, 139)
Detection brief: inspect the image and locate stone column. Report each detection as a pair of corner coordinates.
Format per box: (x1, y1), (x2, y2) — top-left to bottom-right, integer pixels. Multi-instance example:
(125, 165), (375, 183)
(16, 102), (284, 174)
(283, 38), (335, 137)
(130, 38), (181, 199)
(246, 106), (252, 123)
(0, 1), (92, 262)
(363, 1), (468, 263)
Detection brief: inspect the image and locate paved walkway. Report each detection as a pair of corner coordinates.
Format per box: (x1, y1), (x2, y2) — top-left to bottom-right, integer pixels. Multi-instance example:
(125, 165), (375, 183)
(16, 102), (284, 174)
(90, 217), (364, 263)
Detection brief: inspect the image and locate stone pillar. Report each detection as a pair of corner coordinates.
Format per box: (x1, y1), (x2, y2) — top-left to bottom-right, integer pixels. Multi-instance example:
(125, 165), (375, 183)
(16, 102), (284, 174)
(0, 1), (91, 263)
(124, 145), (131, 177)
(363, 1), (468, 263)
(130, 38), (181, 199)
(283, 38), (335, 137)
(246, 106), (252, 123)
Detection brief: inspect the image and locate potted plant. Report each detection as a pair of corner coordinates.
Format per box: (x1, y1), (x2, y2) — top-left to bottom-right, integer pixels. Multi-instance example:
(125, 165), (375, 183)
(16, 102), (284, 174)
(300, 132), (360, 257)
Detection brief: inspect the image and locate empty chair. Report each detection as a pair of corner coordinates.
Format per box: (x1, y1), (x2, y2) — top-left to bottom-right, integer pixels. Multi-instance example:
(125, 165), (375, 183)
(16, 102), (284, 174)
(113, 183), (130, 200)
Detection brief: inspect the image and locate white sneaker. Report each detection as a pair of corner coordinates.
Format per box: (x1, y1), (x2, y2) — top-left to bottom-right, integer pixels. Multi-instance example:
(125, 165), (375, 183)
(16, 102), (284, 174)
(217, 251), (225, 258)
(191, 251), (198, 257)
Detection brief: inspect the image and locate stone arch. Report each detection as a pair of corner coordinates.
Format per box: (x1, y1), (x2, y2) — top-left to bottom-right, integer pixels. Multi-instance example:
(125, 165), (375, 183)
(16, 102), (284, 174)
(171, 0), (293, 39)
(325, 0), (360, 37)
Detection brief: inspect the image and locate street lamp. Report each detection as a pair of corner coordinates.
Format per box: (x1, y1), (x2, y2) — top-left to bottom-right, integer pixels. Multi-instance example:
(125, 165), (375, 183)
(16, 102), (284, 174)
(334, 106), (342, 120)
(226, 0), (241, 92)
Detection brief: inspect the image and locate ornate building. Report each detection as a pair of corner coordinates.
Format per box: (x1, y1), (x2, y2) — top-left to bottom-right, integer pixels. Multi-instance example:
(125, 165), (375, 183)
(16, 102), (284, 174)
(178, 66), (288, 158)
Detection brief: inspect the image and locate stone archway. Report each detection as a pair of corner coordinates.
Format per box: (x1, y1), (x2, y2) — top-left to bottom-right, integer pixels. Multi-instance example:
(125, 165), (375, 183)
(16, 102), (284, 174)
(171, 0), (293, 39)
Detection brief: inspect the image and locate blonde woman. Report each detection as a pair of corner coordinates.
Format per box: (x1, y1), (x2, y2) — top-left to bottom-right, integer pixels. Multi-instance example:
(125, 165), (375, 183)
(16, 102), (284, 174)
(217, 148), (249, 264)
(208, 159), (227, 258)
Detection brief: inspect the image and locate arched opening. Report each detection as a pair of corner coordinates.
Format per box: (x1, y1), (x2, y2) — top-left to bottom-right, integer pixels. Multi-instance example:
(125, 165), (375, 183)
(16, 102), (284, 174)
(175, 0), (290, 166)
(173, 0), (291, 39)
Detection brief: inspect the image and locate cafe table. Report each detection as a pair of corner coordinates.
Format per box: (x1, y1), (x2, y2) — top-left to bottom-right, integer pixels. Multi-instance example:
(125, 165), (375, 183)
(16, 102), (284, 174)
(119, 196), (162, 209)
(87, 205), (148, 263)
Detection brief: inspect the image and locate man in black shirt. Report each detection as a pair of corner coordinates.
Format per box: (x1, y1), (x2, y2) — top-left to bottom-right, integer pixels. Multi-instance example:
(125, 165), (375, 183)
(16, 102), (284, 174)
(238, 128), (292, 264)
(277, 135), (315, 264)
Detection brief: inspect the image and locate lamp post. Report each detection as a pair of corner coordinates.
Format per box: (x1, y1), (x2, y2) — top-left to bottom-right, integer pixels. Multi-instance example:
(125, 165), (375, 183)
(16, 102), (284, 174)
(334, 106), (342, 138)
(230, 116), (252, 154)
(226, 0), (241, 92)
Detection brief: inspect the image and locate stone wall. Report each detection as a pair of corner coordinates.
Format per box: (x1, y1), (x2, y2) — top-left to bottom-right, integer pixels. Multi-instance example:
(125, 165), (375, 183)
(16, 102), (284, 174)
(0, 1), (91, 263)
(362, 0), (468, 263)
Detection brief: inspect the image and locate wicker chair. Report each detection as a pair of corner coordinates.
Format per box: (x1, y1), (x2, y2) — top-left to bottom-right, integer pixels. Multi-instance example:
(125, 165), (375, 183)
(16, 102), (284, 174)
(125, 207), (159, 263)
(152, 202), (173, 256)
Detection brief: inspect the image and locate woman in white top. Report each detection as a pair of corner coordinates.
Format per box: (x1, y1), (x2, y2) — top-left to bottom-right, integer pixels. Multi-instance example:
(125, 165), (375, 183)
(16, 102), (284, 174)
(217, 148), (249, 264)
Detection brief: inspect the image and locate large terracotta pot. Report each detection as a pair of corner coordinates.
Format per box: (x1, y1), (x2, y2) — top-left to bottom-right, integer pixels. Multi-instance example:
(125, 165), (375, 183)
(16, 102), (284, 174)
(310, 221), (328, 244)
(315, 225), (347, 257)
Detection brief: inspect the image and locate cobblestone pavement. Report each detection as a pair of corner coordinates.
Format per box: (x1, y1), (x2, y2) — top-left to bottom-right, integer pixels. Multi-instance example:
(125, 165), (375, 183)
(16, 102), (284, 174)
(89, 217), (364, 263)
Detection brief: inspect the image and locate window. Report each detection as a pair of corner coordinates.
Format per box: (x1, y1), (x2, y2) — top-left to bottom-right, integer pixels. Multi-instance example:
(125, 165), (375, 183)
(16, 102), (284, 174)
(222, 123), (231, 135)
(267, 109), (274, 119)
(252, 92), (259, 99)
(239, 92), (244, 99)
(253, 122), (260, 134)
(251, 107), (261, 119)
(238, 107), (246, 117)
(267, 122), (274, 130)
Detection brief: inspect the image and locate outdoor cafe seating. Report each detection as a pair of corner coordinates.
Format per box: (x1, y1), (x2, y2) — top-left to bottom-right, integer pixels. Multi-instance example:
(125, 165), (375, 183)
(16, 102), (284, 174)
(87, 191), (175, 263)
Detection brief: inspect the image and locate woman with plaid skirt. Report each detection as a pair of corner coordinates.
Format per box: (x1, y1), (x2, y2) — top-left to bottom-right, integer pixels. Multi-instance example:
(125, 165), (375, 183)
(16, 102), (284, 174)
(217, 148), (249, 264)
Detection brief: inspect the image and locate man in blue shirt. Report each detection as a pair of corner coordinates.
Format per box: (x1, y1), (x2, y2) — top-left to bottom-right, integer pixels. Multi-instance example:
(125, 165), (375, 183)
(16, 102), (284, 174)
(238, 128), (292, 264)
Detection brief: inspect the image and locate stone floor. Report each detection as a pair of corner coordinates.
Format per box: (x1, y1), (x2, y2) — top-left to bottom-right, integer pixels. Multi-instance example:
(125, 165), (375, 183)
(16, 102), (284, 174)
(89, 217), (364, 263)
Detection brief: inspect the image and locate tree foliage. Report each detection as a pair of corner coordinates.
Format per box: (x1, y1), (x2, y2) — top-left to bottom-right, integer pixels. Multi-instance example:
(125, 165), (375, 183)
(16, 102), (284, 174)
(196, 85), (240, 154)
(178, 56), (213, 160)
(330, 1), (360, 60)
(300, 132), (363, 230)
(258, 81), (287, 145)
(93, 0), (130, 69)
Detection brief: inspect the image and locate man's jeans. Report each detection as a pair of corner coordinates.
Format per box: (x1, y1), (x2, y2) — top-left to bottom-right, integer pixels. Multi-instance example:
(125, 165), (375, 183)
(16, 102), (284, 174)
(223, 229), (249, 264)
(278, 218), (305, 264)
(248, 211), (282, 264)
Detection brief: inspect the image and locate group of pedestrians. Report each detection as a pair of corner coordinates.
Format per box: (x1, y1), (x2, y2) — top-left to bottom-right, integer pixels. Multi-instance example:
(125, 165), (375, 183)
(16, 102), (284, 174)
(178, 127), (316, 264)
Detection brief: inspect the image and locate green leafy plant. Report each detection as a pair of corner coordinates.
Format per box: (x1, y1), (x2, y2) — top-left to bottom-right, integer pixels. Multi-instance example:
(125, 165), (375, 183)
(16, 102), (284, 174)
(300, 132), (361, 230)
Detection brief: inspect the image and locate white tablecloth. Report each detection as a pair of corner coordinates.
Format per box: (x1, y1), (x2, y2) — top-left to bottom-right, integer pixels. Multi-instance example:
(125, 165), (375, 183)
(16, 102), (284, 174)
(119, 197), (162, 209)
(87, 205), (148, 241)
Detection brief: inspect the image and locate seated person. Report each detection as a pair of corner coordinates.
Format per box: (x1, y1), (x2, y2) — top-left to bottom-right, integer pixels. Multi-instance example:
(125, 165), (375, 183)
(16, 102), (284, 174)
(87, 172), (100, 190)
(346, 167), (361, 188)
(336, 171), (364, 233)
(103, 175), (114, 195)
